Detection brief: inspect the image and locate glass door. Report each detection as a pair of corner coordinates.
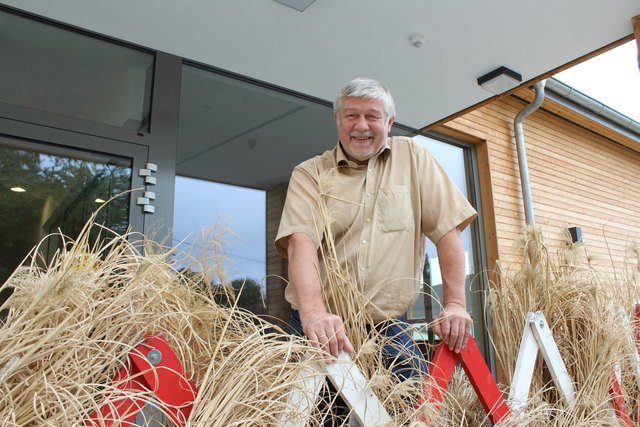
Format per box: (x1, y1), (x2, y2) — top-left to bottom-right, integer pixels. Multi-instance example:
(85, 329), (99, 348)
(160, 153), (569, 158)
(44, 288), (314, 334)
(0, 136), (133, 294)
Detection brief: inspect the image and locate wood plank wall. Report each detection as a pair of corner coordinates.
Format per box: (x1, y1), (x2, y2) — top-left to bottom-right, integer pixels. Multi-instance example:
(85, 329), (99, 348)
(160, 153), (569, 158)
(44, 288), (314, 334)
(442, 95), (640, 278)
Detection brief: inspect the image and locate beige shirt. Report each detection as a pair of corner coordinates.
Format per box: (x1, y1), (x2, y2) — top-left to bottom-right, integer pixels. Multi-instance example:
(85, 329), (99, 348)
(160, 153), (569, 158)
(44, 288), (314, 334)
(275, 136), (477, 321)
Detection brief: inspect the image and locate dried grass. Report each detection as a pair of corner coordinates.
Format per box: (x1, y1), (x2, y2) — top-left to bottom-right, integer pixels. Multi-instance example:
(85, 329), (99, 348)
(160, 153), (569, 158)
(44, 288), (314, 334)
(2, 196), (639, 426)
(0, 214), (316, 426)
(489, 225), (640, 426)
(0, 211), (434, 426)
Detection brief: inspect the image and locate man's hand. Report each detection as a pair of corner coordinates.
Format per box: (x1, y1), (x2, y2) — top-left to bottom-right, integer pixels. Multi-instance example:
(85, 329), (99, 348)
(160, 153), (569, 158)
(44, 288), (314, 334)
(433, 303), (472, 353)
(434, 228), (471, 353)
(286, 232), (354, 362)
(301, 310), (354, 362)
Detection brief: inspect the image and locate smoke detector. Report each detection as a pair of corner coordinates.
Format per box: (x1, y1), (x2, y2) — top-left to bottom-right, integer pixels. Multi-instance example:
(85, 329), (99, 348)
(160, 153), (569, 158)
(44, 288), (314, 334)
(409, 33), (426, 48)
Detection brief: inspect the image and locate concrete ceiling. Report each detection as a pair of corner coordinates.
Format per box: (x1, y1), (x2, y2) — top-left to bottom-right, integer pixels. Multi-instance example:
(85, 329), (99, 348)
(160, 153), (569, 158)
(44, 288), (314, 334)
(2, 1), (638, 190)
(3, 0), (638, 129)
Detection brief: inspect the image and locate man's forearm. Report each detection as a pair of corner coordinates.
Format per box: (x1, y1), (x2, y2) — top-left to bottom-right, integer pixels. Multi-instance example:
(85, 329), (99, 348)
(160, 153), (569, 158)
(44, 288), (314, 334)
(437, 228), (466, 308)
(433, 227), (472, 353)
(286, 232), (354, 359)
(287, 233), (326, 317)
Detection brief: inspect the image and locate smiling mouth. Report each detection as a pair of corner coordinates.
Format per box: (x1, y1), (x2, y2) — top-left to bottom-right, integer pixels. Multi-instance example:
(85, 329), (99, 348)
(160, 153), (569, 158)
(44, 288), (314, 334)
(351, 134), (372, 142)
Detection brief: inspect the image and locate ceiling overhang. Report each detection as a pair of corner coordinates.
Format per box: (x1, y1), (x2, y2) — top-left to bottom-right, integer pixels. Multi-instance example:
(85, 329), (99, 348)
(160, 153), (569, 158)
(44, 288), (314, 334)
(2, 0), (638, 129)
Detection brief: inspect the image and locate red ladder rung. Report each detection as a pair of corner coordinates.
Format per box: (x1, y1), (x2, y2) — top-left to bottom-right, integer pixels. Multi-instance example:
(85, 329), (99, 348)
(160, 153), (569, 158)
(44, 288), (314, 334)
(416, 336), (510, 425)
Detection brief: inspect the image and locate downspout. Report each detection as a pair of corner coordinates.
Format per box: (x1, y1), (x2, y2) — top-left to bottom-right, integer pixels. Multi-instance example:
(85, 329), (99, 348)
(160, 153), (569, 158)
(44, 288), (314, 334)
(513, 80), (546, 225)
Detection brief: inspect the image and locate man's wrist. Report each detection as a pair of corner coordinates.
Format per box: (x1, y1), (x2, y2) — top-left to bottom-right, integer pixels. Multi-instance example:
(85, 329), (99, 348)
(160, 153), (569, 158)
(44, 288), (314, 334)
(442, 301), (466, 310)
(299, 306), (328, 322)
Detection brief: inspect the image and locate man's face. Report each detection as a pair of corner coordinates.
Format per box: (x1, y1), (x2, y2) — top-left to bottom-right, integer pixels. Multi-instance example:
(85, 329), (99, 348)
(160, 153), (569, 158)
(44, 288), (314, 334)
(335, 97), (394, 164)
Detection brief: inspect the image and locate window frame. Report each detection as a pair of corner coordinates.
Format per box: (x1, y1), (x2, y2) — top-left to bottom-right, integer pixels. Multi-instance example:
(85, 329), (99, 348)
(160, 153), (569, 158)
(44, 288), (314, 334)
(0, 5), (156, 144)
(397, 127), (492, 365)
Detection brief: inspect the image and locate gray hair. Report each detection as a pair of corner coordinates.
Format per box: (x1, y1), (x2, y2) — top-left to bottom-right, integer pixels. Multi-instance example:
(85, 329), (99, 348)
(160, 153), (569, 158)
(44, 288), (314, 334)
(333, 77), (396, 119)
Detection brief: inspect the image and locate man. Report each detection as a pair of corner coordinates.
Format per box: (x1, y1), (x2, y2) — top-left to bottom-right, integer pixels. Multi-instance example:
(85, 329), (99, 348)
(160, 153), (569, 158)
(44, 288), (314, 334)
(275, 78), (477, 375)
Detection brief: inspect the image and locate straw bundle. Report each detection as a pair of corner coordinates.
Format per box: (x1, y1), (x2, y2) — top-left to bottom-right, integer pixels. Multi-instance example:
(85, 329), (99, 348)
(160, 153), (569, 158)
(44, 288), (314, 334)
(489, 225), (640, 425)
(0, 216), (318, 426)
(3, 190), (638, 425)
(0, 208), (438, 426)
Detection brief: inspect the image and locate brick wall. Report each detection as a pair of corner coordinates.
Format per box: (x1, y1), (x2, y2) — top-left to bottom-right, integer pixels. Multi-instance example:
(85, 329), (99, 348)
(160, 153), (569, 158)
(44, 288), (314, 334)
(265, 183), (290, 324)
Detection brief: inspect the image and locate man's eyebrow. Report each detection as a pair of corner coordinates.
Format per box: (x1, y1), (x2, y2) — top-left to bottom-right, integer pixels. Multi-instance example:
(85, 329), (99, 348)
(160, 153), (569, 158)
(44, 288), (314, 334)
(342, 108), (384, 115)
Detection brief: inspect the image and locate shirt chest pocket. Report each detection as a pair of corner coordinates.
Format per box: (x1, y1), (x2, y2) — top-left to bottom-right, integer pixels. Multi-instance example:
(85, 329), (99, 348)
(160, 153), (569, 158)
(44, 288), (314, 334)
(377, 186), (413, 232)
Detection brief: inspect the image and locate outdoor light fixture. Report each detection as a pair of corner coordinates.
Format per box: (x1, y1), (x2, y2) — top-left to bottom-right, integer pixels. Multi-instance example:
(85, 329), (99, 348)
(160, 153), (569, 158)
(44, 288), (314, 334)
(567, 226), (583, 244)
(95, 198), (106, 203)
(272, 0), (315, 12)
(10, 187), (26, 192)
(477, 66), (522, 94)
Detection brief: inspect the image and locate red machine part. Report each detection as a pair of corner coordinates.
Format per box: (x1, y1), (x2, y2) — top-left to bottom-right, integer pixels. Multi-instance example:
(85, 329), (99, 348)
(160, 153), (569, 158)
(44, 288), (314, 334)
(85, 334), (197, 427)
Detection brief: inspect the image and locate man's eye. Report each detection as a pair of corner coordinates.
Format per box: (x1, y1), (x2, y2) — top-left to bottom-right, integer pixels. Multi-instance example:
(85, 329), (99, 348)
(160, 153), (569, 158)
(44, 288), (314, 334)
(367, 115), (381, 120)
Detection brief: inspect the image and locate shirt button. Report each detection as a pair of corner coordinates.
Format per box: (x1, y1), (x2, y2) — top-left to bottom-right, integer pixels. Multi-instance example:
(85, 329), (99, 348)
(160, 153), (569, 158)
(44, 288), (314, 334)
(362, 240), (367, 244)
(365, 218), (371, 223)
(360, 266), (366, 271)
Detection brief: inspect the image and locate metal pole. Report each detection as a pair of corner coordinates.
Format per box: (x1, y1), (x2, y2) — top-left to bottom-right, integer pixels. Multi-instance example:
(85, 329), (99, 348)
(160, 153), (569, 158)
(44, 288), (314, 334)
(513, 80), (546, 225)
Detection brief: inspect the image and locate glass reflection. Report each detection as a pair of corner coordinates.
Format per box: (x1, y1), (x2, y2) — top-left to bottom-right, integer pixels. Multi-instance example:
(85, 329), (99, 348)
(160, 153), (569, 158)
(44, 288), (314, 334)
(172, 176), (266, 314)
(0, 141), (132, 287)
(0, 9), (153, 131)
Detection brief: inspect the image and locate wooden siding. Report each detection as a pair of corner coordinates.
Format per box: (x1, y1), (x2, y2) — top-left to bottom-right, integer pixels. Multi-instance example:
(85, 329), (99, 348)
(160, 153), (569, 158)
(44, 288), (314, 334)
(442, 95), (640, 278)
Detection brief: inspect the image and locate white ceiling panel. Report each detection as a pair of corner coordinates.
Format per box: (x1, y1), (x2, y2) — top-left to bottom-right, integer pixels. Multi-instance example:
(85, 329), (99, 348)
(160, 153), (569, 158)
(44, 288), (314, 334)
(3, 0), (638, 128)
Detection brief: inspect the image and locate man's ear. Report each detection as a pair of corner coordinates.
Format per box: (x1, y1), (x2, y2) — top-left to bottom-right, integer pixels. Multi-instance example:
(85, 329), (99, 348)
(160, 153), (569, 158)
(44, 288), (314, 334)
(387, 116), (395, 129)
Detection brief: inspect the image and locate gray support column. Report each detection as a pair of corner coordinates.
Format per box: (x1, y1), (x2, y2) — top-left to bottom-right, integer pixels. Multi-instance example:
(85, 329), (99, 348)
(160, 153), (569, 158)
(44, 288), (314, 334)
(143, 53), (182, 239)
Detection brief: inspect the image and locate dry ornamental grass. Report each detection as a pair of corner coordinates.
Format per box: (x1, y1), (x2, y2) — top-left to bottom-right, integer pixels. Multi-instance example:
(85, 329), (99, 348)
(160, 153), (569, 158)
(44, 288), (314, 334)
(0, 211), (432, 426)
(0, 198), (638, 425)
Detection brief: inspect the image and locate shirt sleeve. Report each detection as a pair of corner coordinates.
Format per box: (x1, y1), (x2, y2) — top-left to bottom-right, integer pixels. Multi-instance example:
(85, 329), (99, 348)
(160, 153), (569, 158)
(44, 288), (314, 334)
(274, 164), (323, 258)
(417, 146), (477, 244)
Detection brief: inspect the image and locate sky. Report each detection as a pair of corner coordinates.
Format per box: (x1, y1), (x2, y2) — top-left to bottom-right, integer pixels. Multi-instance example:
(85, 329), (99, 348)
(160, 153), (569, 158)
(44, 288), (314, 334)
(554, 40), (639, 122)
(172, 177), (266, 284)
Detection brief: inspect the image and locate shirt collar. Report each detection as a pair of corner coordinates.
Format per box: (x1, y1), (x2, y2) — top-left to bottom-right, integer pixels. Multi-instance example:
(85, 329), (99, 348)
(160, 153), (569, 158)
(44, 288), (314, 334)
(336, 137), (392, 167)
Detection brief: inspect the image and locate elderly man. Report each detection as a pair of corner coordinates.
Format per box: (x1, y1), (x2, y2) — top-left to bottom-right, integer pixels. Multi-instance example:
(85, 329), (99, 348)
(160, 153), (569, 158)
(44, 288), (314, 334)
(275, 78), (477, 379)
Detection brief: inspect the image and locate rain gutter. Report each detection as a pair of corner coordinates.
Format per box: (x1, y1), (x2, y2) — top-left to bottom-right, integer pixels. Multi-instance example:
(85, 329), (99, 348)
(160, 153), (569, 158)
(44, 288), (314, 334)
(514, 80), (546, 226)
(544, 77), (640, 142)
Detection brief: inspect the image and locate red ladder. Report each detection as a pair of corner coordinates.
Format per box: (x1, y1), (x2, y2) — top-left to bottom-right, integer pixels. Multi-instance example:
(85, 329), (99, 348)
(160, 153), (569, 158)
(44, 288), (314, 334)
(608, 303), (640, 426)
(416, 335), (510, 424)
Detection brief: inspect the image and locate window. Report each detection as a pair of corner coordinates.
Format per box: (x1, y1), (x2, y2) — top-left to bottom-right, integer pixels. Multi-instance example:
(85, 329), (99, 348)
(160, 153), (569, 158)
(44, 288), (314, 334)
(0, 9), (153, 131)
(407, 134), (486, 351)
(172, 177), (266, 313)
(0, 137), (132, 290)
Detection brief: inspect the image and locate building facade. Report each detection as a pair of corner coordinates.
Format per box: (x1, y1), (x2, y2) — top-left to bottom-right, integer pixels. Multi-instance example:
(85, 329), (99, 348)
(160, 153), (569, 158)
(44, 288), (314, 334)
(1, 6), (639, 363)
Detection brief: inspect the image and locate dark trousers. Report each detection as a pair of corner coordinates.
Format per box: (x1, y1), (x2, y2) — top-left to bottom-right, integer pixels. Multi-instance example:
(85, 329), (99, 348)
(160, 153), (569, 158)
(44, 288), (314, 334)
(289, 310), (427, 425)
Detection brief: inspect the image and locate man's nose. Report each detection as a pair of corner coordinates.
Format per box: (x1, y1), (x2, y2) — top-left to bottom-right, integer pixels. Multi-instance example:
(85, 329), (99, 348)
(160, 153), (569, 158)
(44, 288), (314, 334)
(354, 116), (368, 131)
